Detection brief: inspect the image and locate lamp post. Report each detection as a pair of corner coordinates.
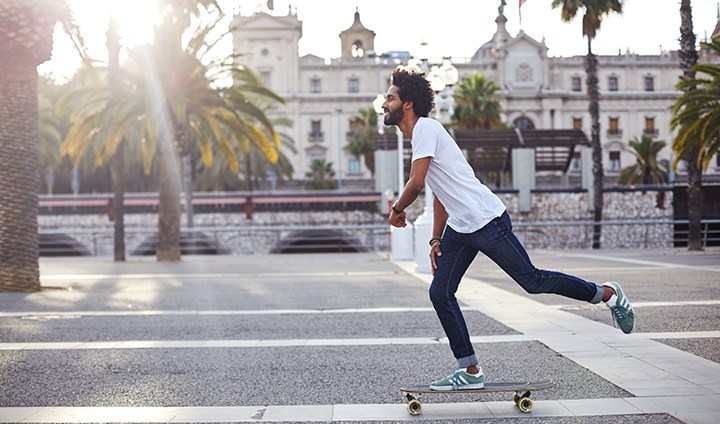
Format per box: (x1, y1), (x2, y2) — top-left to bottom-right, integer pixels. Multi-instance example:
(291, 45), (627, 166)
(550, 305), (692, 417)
(412, 57), (458, 273)
(335, 108), (343, 191)
(374, 93), (413, 260)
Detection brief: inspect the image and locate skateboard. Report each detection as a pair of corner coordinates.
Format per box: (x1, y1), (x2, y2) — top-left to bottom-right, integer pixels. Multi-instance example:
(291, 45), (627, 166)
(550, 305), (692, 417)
(400, 380), (554, 415)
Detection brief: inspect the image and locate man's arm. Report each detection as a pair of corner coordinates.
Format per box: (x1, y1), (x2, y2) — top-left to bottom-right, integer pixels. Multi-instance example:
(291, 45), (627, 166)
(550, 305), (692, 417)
(389, 156), (431, 228)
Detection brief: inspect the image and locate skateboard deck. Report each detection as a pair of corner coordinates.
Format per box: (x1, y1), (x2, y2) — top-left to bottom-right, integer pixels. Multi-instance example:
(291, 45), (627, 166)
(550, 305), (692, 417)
(400, 381), (553, 415)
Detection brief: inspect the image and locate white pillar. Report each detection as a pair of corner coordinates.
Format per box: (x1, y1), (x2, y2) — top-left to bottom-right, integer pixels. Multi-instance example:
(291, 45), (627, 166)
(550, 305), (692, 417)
(391, 126), (414, 260)
(414, 185), (433, 273)
(512, 148), (535, 212)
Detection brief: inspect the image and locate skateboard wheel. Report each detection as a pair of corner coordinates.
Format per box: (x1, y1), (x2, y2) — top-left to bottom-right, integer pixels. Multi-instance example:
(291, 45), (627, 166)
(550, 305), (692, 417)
(407, 399), (423, 415)
(518, 397), (533, 413)
(512, 392), (520, 404)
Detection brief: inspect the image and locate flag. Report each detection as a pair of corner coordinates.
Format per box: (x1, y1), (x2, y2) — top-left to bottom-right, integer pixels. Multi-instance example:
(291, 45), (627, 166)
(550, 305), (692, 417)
(267, 0), (274, 10)
(519, 0), (526, 27)
(519, 0), (527, 6)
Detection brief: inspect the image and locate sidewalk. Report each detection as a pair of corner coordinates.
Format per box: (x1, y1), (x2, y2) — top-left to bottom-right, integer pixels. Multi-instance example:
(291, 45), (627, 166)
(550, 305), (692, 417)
(0, 248), (718, 423)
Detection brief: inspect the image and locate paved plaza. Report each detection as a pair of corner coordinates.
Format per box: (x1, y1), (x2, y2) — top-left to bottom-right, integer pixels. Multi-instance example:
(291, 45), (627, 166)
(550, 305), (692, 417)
(0, 248), (719, 423)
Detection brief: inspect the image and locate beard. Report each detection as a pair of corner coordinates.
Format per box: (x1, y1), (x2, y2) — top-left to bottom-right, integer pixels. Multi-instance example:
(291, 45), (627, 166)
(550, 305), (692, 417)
(384, 105), (403, 126)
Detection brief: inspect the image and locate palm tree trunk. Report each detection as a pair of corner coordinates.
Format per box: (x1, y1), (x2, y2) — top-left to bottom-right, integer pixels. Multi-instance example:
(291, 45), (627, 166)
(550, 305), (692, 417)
(245, 154), (255, 192)
(108, 12), (125, 261)
(157, 133), (182, 262)
(686, 152), (703, 249)
(181, 153), (194, 228)
(679, 0), (703, 251)
(111, 145), (126, 261)
(584, 51), (604, 249)
(0, 62), (41, 291)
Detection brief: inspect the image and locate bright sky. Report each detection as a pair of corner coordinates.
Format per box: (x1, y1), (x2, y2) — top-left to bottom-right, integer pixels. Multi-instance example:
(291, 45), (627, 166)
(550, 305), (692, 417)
(40, 0), (720, 81)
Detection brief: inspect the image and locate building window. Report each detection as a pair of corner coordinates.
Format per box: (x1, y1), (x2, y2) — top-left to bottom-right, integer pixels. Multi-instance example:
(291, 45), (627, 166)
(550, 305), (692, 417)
(571, 76), (582, 92)
(607, 117), (622, 137)
(348, 158), (361, 174)
(309, 120), (323, 141)
(310, 78), (321, 93)
(309, 154), (324, 162)
(571, 151), (581, 172)
(351, 41), (364, 58)
(644, 117), (658, 137)
(608, 76), (618, 92)
(513, 116), (535, 130)
(644, 75), (655, 92)
(260, 71), (271, 88)
(348, 78), (360, 93)
(609, 151), (621, 171)
(572, 117), (583, 130)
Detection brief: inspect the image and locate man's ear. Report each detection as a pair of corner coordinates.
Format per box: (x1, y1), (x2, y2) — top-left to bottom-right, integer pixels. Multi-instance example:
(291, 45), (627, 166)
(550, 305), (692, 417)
(403, 100), (414, 111)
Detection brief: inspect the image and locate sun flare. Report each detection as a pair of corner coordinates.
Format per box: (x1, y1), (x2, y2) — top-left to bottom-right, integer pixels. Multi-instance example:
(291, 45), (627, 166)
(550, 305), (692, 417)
(109, 0), (161, 47)
(39, 0), (162, 81)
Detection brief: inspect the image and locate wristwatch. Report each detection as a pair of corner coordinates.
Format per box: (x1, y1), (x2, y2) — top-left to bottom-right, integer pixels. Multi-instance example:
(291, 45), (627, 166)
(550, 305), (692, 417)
(391, 201), (403, 214)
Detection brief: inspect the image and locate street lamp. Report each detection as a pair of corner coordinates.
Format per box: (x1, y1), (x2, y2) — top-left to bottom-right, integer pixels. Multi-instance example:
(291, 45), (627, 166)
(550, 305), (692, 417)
(374, 93), (413, 260)
(336, 108), (343, 191)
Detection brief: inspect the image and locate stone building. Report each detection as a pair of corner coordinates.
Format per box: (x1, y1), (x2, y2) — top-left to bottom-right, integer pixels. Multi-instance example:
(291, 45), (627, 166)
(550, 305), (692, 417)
(231, 5), (720, 190)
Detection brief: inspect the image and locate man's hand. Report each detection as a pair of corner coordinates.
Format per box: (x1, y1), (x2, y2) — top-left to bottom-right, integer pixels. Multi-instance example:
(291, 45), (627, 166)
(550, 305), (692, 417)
(429, 241), (442, 275)
(389, 209), (407, 227)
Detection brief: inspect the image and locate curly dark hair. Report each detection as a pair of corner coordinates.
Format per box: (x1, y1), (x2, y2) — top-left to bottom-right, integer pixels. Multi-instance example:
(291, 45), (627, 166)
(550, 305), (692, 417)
(391, 68), (435, 118)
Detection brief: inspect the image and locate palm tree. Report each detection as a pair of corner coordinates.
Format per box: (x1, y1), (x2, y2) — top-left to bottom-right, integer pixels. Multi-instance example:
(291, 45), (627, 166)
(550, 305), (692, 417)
(451, 74), (503, 129)
(61, 2), (283, 261)
(0, 1), (92, 291)
(305, 159), (337, 190)
(347, 107), (378, 175)
(450, 73), (504, 185)
(195, 114), (296, 191)
(673, 0), (704, 251)
(551, 0), (624, 249)
(617, 135), (668, 185)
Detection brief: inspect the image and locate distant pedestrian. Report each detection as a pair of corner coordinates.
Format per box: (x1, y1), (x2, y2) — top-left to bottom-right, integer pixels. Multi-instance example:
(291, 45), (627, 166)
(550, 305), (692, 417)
(383, 68), (636, 391)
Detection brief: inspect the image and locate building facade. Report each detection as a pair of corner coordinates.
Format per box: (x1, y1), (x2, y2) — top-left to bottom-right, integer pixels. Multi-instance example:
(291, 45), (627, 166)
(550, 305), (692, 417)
(232, 6), (720, 189)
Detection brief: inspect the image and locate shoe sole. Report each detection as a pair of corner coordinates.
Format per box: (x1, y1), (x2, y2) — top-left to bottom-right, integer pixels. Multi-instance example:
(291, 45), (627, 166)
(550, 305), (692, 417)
(429, 383), (485, 391)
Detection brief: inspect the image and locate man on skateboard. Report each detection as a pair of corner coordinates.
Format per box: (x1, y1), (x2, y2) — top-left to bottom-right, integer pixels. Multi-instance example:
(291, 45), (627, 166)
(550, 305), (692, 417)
(383, 68), (636, 391)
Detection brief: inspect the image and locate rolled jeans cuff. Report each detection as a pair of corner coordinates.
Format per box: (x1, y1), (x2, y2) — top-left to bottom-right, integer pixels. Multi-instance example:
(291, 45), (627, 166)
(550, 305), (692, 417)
(590, 284), (605, 304)
(456, 353), (478, 370)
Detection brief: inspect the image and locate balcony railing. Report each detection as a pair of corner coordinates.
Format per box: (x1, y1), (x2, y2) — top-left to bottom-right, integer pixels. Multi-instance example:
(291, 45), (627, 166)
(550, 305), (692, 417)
(308, 132), (324, 142)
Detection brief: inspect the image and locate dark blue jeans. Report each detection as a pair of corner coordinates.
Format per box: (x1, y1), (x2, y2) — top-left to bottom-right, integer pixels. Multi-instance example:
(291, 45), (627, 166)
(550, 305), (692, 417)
(429, 211), (605, 369)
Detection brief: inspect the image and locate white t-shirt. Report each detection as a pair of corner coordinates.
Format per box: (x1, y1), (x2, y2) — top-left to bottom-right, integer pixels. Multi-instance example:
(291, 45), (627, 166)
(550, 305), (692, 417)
(411, 117), (506, 233)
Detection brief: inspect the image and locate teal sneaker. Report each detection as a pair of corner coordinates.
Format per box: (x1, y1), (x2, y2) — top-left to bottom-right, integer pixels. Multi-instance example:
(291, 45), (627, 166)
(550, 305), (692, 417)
(429, 369), (485, 391)
(603, 281), (636, 334)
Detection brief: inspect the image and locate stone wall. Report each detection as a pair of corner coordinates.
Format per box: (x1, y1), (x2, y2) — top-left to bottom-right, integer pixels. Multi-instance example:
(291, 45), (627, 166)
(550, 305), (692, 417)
(39, 189), (674, 255)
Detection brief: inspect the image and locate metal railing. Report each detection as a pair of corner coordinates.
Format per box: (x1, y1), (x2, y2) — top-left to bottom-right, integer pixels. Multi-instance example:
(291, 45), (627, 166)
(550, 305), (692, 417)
(38, 219), (720, 256)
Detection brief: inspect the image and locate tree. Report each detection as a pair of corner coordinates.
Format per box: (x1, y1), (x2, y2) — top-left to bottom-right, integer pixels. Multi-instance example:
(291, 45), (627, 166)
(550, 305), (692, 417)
(61, 2), (283, 261)
(451, 74), (503, 129)
(551, 0), (624, 249)
(450, 73), (504, 185)
(617, 135), (668, 185)
(0, 0), (91, 291)
(305, 159), (337, 190)
(195, 113), (296, 191)
(672, 0), (704, 251)
(347, 107), (378, 175)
